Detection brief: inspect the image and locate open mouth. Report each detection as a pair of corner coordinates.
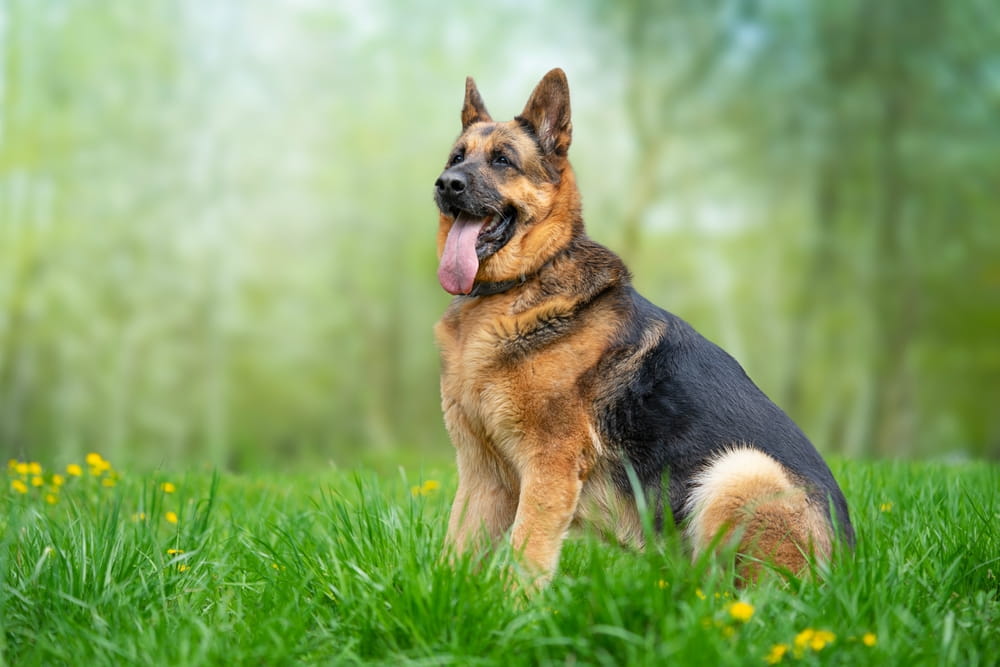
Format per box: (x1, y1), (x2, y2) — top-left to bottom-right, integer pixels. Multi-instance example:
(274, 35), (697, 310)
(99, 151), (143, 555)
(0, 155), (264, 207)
(437, 206), (517, 295)
(458, 206), (516, 260)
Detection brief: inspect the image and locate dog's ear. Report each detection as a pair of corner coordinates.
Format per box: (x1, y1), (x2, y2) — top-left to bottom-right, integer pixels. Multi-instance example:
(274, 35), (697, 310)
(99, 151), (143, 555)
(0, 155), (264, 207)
(462, 77), (492, 129)
(517, 68), (572, 157)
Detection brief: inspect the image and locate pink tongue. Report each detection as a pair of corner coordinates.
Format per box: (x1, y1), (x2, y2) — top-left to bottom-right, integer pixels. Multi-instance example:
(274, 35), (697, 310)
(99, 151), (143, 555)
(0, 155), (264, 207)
(437, 214), (487, 295)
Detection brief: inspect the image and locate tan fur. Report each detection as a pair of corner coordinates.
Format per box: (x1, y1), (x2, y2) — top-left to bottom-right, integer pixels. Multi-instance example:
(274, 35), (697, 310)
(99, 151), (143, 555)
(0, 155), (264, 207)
(685, 446), (832, 582)
(479, 168), (579, 283)
(437, 293), (621, 585)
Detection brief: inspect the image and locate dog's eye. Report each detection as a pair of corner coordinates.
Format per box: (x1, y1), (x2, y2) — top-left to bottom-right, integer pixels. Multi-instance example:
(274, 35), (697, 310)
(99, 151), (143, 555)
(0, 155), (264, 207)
(492, 154), (511, 167)
(449, 153), (464, 167)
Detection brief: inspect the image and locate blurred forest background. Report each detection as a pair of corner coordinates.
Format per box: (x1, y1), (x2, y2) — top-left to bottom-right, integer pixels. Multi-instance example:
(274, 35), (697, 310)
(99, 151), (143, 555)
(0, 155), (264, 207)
(1, 0), (998, 471)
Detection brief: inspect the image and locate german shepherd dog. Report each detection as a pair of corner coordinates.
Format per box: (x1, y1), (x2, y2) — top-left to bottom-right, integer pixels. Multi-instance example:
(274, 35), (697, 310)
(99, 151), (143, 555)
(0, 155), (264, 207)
(433, 69), (853, 588)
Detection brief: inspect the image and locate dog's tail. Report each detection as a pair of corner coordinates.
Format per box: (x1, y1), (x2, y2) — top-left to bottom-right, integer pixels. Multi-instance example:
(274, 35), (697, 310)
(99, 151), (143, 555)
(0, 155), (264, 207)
(685, 445), (833, 582)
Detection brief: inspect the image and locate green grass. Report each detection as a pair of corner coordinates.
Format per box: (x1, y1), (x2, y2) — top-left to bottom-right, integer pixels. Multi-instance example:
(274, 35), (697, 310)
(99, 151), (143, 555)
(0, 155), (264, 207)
(2, 456), (998, 665)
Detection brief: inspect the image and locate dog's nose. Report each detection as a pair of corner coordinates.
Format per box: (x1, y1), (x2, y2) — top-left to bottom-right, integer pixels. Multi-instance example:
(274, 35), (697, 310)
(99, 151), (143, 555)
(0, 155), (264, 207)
(435, 171), (466, 195)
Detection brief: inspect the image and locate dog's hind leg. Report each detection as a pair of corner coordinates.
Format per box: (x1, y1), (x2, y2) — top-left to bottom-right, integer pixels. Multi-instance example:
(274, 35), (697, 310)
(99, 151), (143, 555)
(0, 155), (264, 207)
(684, 446), (832, 583)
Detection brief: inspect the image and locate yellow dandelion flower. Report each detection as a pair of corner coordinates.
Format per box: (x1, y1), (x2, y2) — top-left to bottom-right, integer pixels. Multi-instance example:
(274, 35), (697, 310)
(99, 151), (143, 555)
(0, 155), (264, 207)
(31, 476), (44, 487)
(695, 588), (707, 600)
(794, 628), (814, 653)
(796, 628), (835, 652)
(45, 493), (58, 505)
(165, 511), (178, 524)
(167, 548), (185, 555)
(880, 502), (893, 513)
(7, 459), (16, 470)
(15, 462), (29, 475)
(862, 632), (877, 647)
(161, 481), (176, 493)
(67, 463), (83, 477)
(657, 579), (669, 589)
(727, 601), (755, 622)
(86, 453), (111, 475)
(28, 462), (42, 475)
(52, 474), (65, 487)
(177, 564), (189, 572)
(411, 480), (441, 496)
(765, 643), (788, 664)
(101, 477), (116, 487)
(131, 512), (147, 521)
(11, 479), (28, 494)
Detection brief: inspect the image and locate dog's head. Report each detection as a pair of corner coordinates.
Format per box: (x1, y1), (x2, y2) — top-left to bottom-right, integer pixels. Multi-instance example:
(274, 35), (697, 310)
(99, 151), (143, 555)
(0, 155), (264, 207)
(434, 68), (581, 296)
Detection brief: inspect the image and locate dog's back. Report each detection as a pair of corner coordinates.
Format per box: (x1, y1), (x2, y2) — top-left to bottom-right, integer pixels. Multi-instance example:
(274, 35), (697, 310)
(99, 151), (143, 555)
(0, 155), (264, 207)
(590, 287), (853, 575)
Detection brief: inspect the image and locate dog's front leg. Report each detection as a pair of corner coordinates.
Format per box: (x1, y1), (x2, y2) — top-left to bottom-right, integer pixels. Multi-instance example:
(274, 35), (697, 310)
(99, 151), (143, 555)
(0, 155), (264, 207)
(509, 449), (586, 588)
(445, 444), (518, 558)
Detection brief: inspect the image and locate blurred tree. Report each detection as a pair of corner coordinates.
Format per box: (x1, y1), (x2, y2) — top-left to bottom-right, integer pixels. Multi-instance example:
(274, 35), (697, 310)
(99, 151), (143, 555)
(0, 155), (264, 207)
(1, 0), (997, 468)
(585, 0), (1000, 458)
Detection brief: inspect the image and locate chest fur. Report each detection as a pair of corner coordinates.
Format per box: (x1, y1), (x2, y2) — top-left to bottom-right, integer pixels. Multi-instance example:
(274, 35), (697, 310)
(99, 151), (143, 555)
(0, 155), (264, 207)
(435, 297), (616, 453)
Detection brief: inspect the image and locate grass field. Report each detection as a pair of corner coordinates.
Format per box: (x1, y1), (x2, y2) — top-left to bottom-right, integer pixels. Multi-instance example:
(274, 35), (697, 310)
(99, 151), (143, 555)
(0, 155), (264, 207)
(2, 454), (998, 665)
